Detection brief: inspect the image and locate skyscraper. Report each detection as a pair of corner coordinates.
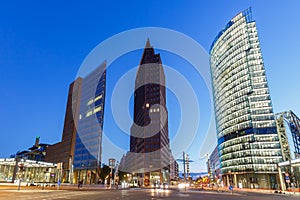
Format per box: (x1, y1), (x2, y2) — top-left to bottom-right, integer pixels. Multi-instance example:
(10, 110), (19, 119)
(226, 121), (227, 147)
(73, 62), (106, 184)
(45, 77), (82, 183)
(210, 8), (282, 188)
(46, 62), (106, 184)
(129, 39), (171, 186)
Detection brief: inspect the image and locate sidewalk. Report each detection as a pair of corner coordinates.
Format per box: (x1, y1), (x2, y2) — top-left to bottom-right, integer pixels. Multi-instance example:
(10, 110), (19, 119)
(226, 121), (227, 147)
(195, 186), (300, 196)
(0, 182), (126, 191)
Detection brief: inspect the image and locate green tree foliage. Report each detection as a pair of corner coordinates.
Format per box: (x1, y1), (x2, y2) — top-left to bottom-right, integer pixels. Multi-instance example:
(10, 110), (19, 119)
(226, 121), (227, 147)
(99, 164), (110, 183)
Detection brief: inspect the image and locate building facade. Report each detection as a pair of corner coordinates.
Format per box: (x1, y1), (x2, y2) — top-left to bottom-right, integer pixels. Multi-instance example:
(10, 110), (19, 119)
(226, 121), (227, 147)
(45, 78), (82, 183)
(0, 158), (57, 184)
(46, 62), (106, 184)
(73, 62), (106, 184)
(170, 159), (179, 181)
(208, 146), (221, 182)
(128, 39), (171, 186)
(14, 137), (49, 162)
(210, 8), (282, 188)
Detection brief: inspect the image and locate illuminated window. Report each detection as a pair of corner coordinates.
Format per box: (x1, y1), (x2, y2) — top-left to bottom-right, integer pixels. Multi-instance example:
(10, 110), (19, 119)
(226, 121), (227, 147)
(94, 95), (102, 102)
(87, 99), (94, 106)
(86, 110), (93, 118)
(93, 106), (102, 114)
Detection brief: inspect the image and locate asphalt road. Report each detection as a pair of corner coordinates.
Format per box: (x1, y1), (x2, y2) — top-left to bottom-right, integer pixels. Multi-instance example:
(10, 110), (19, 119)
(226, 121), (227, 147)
(0, 188), (299, 200)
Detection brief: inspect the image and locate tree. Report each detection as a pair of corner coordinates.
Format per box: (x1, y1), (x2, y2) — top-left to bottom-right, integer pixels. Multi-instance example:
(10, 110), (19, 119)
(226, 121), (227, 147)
(99, 164), (110, 183)
(117, 170), (127, 182)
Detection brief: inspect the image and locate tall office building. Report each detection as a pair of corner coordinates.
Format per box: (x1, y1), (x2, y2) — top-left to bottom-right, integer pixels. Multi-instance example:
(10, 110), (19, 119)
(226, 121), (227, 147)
(45, 78), (82, 182)
(210, 8), (282, 188)
(73, 62), (106, 184)
(46, 62), (106, 184)
(128, 39), (171, 186)
(275, 110), (300, 161)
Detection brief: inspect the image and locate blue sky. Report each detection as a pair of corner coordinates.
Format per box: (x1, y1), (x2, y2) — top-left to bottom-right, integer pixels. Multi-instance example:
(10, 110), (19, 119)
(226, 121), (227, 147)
(0, 1), (299, 173)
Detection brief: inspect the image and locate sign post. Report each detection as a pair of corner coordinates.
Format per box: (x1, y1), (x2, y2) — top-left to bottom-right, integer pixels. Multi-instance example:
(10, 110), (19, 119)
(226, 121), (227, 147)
(108, 158), (116, 189)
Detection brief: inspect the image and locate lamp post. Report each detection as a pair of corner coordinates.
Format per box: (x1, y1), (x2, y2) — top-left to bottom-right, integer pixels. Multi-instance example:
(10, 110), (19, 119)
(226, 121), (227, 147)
(114, 161), (119, 189)
(108, 158), (116, 189)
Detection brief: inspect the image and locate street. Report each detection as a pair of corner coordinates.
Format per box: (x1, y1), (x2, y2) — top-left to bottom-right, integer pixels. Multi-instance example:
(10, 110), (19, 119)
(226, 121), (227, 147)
(0, 188), (299, 200)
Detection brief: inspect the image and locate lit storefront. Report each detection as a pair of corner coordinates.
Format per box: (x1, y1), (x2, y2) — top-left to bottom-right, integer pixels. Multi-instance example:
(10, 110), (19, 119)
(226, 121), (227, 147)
(278, 158), (300, 191)
(0, 158), (57, 184)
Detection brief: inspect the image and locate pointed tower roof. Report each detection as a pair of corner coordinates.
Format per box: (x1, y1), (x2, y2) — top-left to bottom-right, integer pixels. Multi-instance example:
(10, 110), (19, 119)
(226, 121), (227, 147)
(145, 38), (152, 48)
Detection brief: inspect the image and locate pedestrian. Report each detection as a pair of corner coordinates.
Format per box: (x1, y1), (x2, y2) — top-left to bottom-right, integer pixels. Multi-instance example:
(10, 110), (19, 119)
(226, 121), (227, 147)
(229, 185), (233, 194)
(78, 180), (83, 189)
(115, 181), (119, 190)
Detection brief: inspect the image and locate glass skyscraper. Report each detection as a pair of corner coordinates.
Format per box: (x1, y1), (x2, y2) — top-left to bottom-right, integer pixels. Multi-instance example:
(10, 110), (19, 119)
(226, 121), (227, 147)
(210, 8), (282, 188)
(46, 62), (106, 184)
(73, 62), (106, 184)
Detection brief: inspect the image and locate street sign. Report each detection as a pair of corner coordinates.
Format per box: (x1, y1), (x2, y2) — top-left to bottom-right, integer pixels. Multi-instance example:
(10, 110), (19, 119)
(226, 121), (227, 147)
(229, 185), (233, 191)
(109, 158), (116, 167)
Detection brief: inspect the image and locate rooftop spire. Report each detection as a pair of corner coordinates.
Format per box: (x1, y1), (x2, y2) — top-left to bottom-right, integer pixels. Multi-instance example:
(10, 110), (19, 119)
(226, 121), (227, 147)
(145, 38), (151, 48)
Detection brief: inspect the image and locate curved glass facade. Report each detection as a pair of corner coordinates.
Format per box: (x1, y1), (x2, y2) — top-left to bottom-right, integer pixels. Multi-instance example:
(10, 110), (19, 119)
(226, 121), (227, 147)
(73, 62), (106, 184)
(210, 8), (282, 188)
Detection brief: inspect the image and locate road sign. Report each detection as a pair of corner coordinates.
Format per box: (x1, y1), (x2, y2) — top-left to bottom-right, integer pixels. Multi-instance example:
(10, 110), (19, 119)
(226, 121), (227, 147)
(109, 158), (116, 167)
(229, 185), (233, 191)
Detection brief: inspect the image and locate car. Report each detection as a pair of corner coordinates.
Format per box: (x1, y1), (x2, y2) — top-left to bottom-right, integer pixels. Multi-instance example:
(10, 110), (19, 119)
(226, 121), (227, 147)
(151, 182), (161, 189)
(160, 183), (169, 189)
